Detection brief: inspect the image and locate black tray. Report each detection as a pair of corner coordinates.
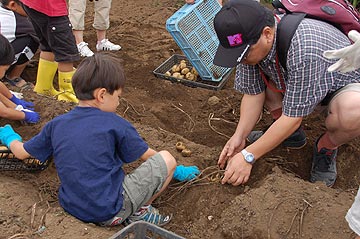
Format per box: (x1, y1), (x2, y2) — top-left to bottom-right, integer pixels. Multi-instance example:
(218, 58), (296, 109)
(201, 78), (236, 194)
(0, 145), (49, 172)
(153, 54), (232, 91)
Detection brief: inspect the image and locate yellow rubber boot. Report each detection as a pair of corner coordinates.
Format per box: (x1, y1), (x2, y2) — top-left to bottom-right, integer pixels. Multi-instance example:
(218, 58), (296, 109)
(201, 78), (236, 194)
(57, 70), (78, 103)
(34, 58), (60, 96)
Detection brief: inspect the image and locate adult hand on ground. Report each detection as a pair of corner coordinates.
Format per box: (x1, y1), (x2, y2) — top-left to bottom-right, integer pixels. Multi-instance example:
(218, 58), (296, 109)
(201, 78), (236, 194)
(10, 94), (34, 110)
(0, 124), (22, 148)
(324, 30), (360, 73)
(218, 134), (246, 170)
(173, 165), (200, 181)
(221, 153), (252, 186)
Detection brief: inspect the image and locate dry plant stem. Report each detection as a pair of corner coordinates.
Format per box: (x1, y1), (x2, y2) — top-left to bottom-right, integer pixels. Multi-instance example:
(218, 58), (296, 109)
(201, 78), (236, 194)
(299, 200), (311, 237)
(39, 201), (51, 228)
(171, 103), (195, 131)
(7, 233), (31, 239)
(208, 113), (231, 139)
(120, 98), (144, 117)
(165, 168), (225, 202)
(268, 198), (294, 239)
(285, 209), (299, 236)
(30, 203), (36, 229)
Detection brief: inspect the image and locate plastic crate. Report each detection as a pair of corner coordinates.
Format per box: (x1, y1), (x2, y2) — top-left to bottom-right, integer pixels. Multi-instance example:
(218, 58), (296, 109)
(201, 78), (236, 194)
(153, 54), (232, 90)
(166, 0), (231, 82)
(108, 221), (185, 239)
(0, 145), (49, 172)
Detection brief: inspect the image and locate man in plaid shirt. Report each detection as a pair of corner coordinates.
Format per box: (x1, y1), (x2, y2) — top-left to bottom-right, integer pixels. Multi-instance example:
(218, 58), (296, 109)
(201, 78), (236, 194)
(213, 0), (360, 187)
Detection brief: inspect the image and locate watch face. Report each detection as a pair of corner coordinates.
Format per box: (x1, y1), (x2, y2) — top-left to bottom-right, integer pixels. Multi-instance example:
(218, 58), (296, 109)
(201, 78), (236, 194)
(245, 154), (255, 163)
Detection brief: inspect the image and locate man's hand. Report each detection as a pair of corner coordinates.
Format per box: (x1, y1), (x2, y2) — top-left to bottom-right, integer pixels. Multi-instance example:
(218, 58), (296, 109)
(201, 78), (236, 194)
(324, 30), (360, 73)
(221, 153), (252, 186)
(0, 124), (22, 148)
(218, 134), (246, 169)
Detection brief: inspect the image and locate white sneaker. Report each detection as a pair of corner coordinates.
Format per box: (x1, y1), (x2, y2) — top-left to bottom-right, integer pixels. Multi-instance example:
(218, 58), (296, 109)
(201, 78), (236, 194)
(96, 39), (121, 51)
(77, 42), (94, 57)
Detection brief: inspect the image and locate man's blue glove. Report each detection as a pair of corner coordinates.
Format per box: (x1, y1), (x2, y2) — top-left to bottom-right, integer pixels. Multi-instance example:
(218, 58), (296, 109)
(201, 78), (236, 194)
(15, 105), (40, 123)
(173, 165), (200, 181)
(0, 124), (22, 148)
(10, 94), (35, 110)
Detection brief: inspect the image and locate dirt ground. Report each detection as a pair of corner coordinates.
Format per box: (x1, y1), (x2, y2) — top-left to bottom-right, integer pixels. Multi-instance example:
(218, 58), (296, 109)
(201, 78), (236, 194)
(0, 0), (360, 238)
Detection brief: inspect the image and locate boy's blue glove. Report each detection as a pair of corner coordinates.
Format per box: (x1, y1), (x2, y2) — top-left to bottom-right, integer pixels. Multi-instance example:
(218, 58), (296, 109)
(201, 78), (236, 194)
(0, 124), (22, 148)
(173, 165), (200, 181)
(10, 94), (34, 110)
(15, 105), (40, 123)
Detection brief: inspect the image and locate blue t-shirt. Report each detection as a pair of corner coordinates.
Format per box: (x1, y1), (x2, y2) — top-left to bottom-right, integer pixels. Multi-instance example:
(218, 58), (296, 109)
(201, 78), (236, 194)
(24, 107), (149, 222)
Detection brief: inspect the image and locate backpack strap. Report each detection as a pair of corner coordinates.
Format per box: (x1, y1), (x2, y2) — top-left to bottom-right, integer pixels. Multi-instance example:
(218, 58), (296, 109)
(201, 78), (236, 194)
(276, 13), (306, 70)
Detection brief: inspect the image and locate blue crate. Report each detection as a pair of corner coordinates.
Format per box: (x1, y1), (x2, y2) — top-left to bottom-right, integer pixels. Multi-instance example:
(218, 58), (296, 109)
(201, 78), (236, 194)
(166, 0), (231, 82)
(108, 221), (185, 239)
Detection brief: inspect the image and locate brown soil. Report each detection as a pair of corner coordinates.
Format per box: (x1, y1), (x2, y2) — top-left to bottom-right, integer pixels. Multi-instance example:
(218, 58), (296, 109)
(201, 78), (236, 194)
(0, 1), (359, 238)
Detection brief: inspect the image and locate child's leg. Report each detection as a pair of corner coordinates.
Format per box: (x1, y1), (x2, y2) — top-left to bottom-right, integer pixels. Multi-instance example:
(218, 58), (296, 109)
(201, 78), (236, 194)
(7, 35), (39, 79)
(57, 66), (78, 103)
(93, 0), (111, 34)
(34, 52), (59, 96)
(98, 151), (176, 227)
(143, 151), (176, 205)
(68, 0), (87, 33)
(123, 151), (176, 226)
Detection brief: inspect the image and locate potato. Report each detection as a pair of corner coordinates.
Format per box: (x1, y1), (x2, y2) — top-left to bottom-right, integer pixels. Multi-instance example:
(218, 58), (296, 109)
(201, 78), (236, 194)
(185, 72), (195, 81)
(180, 60), (186, 64)
(164, 71), (171, 76)
(171, 64), (181, 73)
(191, 67), (199, 76)
(181, 148), (192, 157)
(181, 67), (190, 75)
(178, 74), (184, 79)
(176, 141), (186, 152)
(172, 72), (181, 78)
(179, 62), (187, 70)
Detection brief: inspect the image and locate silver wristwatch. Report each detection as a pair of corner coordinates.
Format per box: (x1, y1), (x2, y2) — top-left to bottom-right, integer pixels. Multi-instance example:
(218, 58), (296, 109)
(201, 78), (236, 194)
(241, 149), (255, 164)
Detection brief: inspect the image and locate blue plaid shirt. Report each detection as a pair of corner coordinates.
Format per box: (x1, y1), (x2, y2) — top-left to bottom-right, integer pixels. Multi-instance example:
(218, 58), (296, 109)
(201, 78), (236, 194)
(235, 17), (360, 117)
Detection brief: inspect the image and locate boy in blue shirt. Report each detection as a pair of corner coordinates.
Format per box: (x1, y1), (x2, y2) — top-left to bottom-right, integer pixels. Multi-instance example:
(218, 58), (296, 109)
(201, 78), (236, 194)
(0, 53), (176, 226)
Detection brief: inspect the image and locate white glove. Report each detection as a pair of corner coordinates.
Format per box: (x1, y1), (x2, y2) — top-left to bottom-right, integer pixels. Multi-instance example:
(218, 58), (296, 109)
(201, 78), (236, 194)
(9, 90), (23, 99)
(323, 30), (360, 73)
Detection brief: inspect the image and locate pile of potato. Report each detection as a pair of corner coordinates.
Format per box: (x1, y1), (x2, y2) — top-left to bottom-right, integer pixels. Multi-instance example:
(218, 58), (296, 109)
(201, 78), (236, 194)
(164, 60), (199, 81)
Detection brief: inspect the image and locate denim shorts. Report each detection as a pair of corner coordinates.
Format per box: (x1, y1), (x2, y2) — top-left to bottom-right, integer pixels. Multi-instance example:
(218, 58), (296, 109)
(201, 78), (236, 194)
(22, 4), (80, 62)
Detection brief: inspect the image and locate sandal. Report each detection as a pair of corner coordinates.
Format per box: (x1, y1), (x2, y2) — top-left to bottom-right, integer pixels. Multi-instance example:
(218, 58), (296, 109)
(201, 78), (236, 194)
(4, 76), (34, 91)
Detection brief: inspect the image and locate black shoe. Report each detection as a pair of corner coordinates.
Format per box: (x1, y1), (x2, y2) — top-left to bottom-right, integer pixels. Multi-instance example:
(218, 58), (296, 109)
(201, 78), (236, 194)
(247, 126), (307, 149)
(310, 138), (337, 187)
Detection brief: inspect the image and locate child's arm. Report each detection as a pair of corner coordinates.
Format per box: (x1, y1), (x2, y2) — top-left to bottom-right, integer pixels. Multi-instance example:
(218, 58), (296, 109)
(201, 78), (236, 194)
(140, 148), (157, 161)
(0, 95), (39, 123)
(0, 124), (30, 160)
(10, 140), (30, 160)
(0, 100), (26, 120)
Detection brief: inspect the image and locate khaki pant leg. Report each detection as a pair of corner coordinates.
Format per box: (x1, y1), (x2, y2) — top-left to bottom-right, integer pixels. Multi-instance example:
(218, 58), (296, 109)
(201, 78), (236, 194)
(93, 0), (112, 30)
(68, 0), (87, 30)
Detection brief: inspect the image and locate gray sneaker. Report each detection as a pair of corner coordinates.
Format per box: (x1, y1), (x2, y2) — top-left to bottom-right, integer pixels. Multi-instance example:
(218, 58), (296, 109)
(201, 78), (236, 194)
(310, 139), (337, 187)
(247, 126), (307, 149)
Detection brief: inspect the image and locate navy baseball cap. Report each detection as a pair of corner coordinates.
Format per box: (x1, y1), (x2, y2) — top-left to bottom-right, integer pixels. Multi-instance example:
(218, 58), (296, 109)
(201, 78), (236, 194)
(213, 0), (268, 67)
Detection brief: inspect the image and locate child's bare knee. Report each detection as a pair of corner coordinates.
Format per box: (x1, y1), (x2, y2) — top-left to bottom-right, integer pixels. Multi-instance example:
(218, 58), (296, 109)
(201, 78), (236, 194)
(158, 150), (176, 171)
